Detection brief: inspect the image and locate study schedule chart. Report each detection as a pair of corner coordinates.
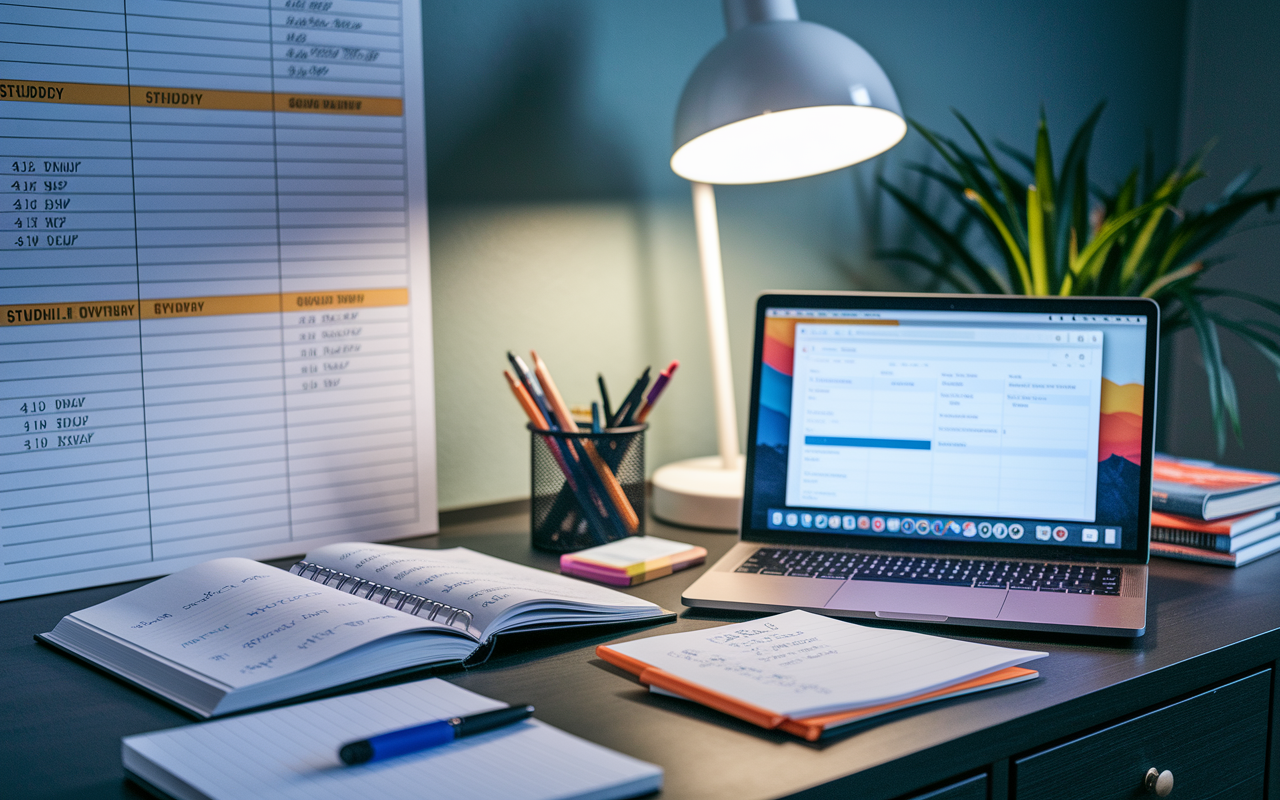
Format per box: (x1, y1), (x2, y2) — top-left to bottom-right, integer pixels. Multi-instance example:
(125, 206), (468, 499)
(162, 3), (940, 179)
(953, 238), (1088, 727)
(0, 0), (437, 600)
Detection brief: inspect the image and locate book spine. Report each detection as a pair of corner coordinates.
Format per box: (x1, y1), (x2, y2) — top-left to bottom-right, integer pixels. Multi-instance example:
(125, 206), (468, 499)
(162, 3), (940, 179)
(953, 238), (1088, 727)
(1149, 541), (1236, 566)
(1151, 526), (1229, 553)
(1151, 483), (1211, 519)
(290, 560), (474, 633)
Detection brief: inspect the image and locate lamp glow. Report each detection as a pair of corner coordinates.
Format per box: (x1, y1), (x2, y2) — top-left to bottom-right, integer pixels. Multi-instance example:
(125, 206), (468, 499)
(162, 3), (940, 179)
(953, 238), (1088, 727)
(671, 105), (906, 185)
(651, 0), (905, 530)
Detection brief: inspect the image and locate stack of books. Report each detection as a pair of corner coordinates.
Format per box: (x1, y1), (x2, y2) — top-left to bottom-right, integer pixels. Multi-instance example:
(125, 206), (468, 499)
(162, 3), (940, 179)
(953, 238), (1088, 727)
(1150, 455), (1280, 567)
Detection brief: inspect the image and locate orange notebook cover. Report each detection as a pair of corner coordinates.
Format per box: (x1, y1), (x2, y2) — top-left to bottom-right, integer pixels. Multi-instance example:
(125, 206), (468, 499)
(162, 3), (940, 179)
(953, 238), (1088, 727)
(597, 644), (1037, 741)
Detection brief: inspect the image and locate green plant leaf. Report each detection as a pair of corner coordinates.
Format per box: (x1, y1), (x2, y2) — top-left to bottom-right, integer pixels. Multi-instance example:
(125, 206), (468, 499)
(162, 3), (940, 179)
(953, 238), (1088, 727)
(994, 141), (1036, 176)
(954, 110), (1028, 251)
(1119, 205), (1171, 288)
(1191, 287), (1280, 318)
(1210, 314), (1280, 378)
(875, 248), (976, 292)
(1070, 196), (1168, 283)
(879, 179), (1009, 293)
(1054, 103), (1106, 268)
(965, 188), (1032, 293)
(1179, 288), (1239, 451)
(1026, 184), (1049, 295)
(1141, 260), (1203, 298)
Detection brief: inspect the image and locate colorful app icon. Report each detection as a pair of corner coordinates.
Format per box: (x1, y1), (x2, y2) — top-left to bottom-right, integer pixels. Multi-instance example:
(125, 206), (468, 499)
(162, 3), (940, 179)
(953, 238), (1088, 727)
(931, 519), (945, 535)
(829, 514), (842, 528)
(785, 513), (798, 527)
(978, 522), (992, 538)
(800, 513), (813, 528)
(771, 511), (783, 526)
(857, 515), (871, 530)
(960, 521), (976, 537)
(993, 523), (1008, 539)
(1036, 525), (1052, 540)
(901, 518), (914, 534)
(1009, 523), (1025, 539)
(872, 517), (885, 532)
(1052, 525), (1068, 541)
(815, 514), (828, 529)
(947, 520), (961, 535)
(1104, 528), (1117, 545)
(886, 517), (901, 532)
(843, 515), (858, 530)
(1081, 528), (1099, 543)
(917, 519), (931, 534)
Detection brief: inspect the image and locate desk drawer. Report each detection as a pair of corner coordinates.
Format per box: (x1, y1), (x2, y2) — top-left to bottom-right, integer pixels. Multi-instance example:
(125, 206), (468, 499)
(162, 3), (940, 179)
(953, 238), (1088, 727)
(903, 773), (986, 800)
(1016, 669), (1270, 800)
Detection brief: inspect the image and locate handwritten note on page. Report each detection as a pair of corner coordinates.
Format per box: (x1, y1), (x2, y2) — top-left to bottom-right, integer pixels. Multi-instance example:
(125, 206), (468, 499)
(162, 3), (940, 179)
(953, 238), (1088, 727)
(606, 609), (1047, 718)
(69, 558), (466, 691)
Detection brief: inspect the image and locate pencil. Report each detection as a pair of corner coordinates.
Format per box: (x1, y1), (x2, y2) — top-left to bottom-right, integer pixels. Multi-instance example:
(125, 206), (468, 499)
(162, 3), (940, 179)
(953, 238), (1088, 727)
(531, 351), (640, 534)
(503, 371), (613, 535)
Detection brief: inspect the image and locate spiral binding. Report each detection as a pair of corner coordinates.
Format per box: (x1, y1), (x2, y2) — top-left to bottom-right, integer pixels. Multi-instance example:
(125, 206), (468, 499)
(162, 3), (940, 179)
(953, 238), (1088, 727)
(290, 560), (475, 633)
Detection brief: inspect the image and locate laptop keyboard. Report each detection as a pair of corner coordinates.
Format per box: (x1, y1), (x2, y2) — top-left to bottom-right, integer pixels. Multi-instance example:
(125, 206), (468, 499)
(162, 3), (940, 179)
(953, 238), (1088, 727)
(736, 548), (1122, 595)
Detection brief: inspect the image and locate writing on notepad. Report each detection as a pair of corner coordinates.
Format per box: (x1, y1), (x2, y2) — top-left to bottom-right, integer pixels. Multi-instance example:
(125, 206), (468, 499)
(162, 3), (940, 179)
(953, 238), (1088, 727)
(608, 610), (1046, 718)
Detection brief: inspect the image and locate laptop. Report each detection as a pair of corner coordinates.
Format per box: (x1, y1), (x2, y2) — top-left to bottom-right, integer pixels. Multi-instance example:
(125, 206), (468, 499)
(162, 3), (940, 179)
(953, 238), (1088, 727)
(683, 292), (1159, 637)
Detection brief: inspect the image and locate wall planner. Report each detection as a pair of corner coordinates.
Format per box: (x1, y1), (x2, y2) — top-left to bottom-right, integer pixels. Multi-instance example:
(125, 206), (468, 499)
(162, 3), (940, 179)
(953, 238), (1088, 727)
(0, 0), (438, 600)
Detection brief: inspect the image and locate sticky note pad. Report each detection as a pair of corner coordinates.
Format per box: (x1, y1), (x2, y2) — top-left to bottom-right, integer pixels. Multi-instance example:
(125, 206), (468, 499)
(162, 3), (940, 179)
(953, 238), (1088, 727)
(561, 536), (706, 586)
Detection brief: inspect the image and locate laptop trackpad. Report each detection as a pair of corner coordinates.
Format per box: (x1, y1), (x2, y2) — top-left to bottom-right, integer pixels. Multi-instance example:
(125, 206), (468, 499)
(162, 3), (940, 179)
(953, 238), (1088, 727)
(825, 581), (1008, 620)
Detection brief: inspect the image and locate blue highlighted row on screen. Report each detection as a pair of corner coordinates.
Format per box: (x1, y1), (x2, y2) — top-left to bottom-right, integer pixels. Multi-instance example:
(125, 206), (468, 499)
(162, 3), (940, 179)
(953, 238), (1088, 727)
(803, 436), (932, 450)
(766, 509), (1120, 546)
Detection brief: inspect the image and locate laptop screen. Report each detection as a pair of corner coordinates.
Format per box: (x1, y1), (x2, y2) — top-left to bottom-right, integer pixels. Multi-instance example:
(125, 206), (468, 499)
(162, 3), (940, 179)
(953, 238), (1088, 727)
(745, 295), (1157, 559)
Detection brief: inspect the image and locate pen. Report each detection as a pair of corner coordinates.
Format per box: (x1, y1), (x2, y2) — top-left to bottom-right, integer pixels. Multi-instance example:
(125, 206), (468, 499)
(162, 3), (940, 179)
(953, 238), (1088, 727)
(635, 360), (679, 423)
(597, 374), (613, 422)
(504, 371), (614, 535)
(609, 367), (650, 428)
(591, 401), (602, 434)
(339, 704), (535, 765)
(532, 351), (639, 534)
(508, 352), (558, 431)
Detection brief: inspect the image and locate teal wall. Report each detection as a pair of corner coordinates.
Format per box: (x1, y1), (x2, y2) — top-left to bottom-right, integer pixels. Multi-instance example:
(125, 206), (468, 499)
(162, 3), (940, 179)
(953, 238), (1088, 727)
(424, 0), (1189, 510)
(1165, 0), (1280, 471)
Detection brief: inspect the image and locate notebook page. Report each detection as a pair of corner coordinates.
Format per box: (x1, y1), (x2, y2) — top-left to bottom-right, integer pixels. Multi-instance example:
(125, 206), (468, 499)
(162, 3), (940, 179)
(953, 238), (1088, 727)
(123, 678), (663, 800)
(607, 609), (1046, 718)
(301, 543), (659, 637)
(68, 558), (464, 690)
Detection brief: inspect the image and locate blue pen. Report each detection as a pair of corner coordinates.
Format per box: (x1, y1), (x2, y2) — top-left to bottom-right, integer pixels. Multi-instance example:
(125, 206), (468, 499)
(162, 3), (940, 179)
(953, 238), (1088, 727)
(591, 401), (602, 433)
(339, 704), (535, 765)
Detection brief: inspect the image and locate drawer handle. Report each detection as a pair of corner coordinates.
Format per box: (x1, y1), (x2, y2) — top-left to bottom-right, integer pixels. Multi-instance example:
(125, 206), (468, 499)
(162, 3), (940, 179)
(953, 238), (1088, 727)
(1145, 768), (1174, 796)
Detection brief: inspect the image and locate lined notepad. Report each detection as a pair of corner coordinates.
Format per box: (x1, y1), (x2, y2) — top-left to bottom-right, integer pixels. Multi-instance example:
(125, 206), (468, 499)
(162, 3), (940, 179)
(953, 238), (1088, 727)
(123, 679), (662, 800)
(601, 610), (1046, 719)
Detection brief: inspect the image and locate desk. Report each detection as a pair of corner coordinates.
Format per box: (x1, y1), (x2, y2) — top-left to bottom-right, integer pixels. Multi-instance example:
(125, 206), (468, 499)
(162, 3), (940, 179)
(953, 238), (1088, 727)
(5, 507), (1280, 800)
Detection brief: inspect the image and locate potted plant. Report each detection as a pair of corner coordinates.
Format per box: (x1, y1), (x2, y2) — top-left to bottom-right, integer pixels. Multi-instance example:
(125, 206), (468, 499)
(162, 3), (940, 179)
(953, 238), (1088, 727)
(877, 103), (1280, 450)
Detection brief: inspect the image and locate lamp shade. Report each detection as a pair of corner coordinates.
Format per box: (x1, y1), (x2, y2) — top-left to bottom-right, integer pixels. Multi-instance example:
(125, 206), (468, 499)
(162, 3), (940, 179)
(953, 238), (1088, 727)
(672, 17), (905, 185)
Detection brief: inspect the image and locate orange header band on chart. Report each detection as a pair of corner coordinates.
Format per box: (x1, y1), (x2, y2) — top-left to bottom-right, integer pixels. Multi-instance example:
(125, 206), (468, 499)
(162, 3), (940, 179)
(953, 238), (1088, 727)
(1, 301), (138, 327)
(2, 290), (407, 326)
(284, 288), (408, 310)
(2, 79), (400, 116)
(0, 80), (128, 106)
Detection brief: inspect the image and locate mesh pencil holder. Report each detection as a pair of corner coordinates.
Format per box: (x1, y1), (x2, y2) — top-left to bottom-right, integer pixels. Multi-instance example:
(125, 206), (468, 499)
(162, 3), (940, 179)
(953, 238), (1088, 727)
(529, 422), (646, 552)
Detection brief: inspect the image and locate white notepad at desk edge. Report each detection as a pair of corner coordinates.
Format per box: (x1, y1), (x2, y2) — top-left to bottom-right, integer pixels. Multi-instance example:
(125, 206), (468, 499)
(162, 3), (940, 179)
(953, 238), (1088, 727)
(122, 678), (662, 800)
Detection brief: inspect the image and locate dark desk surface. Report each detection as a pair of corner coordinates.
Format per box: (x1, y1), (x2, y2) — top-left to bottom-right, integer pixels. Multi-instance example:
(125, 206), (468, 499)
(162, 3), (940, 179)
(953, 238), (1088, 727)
(6, 510), (1280, 800)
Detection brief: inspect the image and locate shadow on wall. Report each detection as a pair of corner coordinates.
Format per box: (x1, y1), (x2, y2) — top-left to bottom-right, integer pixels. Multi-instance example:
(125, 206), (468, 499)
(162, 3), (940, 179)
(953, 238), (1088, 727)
(428, 2), (641, 204)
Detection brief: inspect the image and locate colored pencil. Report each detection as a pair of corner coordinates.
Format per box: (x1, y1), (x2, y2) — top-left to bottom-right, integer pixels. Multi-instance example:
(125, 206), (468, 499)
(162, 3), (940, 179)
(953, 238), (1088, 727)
(532, 351), (640, 534)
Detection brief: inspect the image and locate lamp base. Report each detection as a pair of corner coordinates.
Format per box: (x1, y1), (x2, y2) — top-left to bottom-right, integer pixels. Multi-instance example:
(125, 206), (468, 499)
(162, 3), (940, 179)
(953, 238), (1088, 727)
(650, 455), (746, 531)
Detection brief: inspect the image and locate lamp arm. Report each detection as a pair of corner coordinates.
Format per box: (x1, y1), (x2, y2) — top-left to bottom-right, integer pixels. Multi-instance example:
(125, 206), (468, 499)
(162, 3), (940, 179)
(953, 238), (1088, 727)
(691, 181), (741, 470)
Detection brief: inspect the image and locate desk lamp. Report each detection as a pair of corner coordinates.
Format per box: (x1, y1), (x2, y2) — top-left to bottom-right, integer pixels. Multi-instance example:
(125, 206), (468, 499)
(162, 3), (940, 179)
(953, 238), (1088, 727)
(650, 0), (905, 529)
